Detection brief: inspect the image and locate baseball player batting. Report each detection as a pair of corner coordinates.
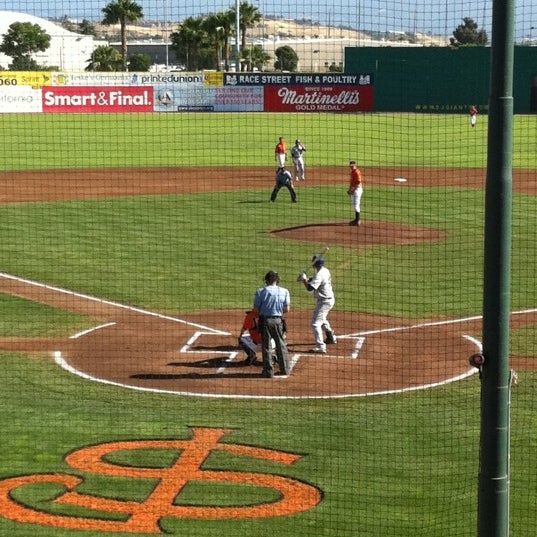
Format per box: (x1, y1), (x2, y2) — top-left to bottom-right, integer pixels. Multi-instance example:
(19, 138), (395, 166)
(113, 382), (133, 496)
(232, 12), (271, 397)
(297, 247), (336, 354)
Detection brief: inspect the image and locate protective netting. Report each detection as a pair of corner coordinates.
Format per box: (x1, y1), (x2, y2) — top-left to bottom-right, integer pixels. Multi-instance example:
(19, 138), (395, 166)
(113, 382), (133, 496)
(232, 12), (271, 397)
(0, 0), (536, 536)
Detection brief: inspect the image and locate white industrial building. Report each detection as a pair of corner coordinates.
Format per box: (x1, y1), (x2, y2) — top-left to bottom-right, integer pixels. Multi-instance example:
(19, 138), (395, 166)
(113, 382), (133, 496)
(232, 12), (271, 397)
(0, 11), (105, 71)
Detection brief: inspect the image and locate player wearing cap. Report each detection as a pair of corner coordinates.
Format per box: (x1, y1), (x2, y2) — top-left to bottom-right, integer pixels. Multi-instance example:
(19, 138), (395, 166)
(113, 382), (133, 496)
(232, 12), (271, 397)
(271, 167), (297, 203)
(274, 137), (287, 167)
(253, 271), (291, 378)
(298, 255), (336, 354)
(348, 160), (364, 226)
(469, 105), (478, 128)
(291, 139), (307, 181)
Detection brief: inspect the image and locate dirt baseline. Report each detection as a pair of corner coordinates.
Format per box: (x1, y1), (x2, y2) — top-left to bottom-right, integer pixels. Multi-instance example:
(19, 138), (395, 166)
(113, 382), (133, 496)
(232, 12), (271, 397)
(0, 166), (535, 397)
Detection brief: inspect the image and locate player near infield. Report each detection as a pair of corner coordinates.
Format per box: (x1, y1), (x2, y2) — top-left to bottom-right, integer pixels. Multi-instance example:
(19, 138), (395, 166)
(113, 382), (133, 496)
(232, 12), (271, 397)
(274, 137), (287, 167)
(348, 160), (364, 226)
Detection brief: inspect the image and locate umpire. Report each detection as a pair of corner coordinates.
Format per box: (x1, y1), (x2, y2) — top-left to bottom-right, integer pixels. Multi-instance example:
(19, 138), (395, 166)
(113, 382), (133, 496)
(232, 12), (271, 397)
(270, 167), (297, 203)
(253, 271), (291, 378)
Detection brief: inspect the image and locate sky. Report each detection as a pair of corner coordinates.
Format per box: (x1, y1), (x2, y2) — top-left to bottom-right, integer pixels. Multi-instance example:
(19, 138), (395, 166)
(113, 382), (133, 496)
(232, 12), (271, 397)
(0, 0), (535, 41)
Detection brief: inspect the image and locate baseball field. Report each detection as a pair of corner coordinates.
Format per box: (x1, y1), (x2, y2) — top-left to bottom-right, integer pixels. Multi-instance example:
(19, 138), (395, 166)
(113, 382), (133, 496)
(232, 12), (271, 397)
(0, 112), (536, 536)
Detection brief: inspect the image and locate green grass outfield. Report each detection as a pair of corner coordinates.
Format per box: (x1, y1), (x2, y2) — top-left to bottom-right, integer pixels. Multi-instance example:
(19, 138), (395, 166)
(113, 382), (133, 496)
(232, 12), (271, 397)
(0, 112), (536, 536)
(1, 112), (536, 170)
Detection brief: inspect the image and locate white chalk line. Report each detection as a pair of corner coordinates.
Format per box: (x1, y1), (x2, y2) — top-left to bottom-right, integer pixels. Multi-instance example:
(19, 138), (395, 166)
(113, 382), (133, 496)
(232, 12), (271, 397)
(182, 332), (301, 378)
(2, 271), (534, 399)
(0, 272), (228, 335)
(55, 319), (484, 399)
(346, 308), (537, 338)
(54, 349), (480, 400)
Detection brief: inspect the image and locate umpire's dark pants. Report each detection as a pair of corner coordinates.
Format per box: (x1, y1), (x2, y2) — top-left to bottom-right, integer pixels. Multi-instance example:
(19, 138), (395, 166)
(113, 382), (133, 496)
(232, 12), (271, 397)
(270, 183), (297, 203)
(259, 316), (289, 377)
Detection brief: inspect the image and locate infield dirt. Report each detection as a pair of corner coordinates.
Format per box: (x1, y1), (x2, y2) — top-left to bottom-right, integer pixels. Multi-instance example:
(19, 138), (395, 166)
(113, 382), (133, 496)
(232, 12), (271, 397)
(0, 165), (535, 397)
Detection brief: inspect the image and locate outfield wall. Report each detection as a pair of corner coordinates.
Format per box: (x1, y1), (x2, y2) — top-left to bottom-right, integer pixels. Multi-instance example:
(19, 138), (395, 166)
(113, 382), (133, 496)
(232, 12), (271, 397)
(344, 45), (537, 114)
(0, 71), (373, 114)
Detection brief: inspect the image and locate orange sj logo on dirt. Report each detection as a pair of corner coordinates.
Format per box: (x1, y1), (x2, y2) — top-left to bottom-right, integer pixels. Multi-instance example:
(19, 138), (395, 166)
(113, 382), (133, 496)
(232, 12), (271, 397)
(0, 427), (322, 534)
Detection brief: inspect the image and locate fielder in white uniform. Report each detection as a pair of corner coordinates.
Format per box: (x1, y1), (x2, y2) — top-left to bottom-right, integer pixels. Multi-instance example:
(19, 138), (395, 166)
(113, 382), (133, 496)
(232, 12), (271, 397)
(298, 254), (336, 354)
(291, 139), (306, 181)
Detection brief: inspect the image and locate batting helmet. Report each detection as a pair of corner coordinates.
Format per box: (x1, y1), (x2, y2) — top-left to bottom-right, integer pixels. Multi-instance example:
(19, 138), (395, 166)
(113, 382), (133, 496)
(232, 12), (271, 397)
(311, 255), (325, 268)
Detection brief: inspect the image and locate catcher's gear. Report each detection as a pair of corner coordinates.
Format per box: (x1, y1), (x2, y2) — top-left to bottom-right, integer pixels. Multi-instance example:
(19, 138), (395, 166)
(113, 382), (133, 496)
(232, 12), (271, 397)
(238, 336), (257, 365)
(297, 271), (308, 282)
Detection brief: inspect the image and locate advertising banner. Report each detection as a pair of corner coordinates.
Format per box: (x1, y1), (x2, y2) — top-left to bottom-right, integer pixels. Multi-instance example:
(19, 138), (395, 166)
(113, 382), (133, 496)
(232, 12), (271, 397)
(264, 84), (373, 112)
(0, 71), (374, 114)
(49, 72), (205, 87)
(224, 73), (373, 86)
(51, 71), (133, 86)
(213, 87), (263, 112)
(51, 72), (133, 87)
(42, 86), (153, 113)
(134, 72), (205, 86)
(154, 85), (214, 112)
(0, 86), (42, 113)
(0, 72), (52, 88)
(224, 72), (374, 112)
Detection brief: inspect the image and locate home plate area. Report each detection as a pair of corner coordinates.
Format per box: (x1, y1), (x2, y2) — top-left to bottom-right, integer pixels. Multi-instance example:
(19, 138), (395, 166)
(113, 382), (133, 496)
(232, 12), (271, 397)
(61, 310), (480, 399)
(182, 330), (366, 374)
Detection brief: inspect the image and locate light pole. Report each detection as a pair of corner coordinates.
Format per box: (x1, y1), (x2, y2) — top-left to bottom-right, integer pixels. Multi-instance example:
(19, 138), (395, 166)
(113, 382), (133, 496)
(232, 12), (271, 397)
(255, 0), (265, 64)
(164, 0), (169, 71)
(357, 1), (361, 46)
(234, 0), (240, 71)
(216, 27), (224, 71)
(311, 50), (319, 72)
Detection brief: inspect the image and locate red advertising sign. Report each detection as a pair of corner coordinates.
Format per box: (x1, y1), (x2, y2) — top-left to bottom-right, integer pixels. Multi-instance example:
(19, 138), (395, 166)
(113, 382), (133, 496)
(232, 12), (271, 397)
(264, 85), (373, 112)
(42, 86), (153, 113)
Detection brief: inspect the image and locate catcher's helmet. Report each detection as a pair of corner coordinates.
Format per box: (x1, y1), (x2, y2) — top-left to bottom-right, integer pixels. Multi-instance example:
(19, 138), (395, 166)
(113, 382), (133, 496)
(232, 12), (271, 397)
(311, 255), (325, 268)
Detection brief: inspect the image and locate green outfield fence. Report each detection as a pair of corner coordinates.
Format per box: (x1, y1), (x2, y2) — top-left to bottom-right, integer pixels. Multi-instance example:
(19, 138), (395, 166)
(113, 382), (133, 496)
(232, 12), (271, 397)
(0, 1), (536, 536)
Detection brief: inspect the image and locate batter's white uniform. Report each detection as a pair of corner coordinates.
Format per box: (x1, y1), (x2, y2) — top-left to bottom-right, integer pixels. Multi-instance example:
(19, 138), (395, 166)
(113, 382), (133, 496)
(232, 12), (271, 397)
(308, 266), (335, 352)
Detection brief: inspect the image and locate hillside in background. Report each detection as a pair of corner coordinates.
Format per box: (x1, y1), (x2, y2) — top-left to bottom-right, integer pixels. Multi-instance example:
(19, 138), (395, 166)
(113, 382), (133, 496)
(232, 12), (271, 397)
(93, 16), (447, 47)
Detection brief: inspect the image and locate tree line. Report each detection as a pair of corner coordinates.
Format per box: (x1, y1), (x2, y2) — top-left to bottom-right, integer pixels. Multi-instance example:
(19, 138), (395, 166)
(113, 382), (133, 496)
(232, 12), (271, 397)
(0, 1), (489, 73)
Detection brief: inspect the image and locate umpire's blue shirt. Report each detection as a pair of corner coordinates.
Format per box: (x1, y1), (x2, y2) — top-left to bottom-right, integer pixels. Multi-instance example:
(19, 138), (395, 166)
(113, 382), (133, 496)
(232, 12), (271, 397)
(254, 285), (290, 317)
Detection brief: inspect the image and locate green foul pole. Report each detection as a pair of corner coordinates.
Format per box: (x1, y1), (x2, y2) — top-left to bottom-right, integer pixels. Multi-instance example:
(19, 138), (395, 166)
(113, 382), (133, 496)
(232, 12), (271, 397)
(478, 0), (515, 534)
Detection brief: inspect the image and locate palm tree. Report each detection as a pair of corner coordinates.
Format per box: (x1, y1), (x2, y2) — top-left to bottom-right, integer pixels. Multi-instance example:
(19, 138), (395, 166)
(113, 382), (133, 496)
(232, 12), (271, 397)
(101, 0), (144, 70)
(203, 12), (233, 71)
(230, 1), (261, 69)
(240, 44), (270, 71)
(170, 16), (207, 71)
(78, 19), (97, 36)
(86, 45), (123, 71)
